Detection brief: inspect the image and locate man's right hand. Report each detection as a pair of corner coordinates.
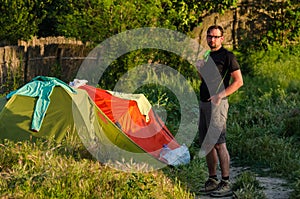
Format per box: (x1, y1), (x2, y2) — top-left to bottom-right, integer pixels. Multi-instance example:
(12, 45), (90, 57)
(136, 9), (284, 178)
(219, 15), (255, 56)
(196, 60), (205, 71)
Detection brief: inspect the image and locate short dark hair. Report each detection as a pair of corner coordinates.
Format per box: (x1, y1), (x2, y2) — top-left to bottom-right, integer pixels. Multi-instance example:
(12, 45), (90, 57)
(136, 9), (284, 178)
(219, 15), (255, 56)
(207, 25), (224, 36)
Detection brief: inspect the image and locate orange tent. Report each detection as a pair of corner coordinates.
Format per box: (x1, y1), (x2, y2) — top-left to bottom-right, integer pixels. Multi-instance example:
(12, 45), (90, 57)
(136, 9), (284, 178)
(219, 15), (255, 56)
(79, 85), (180, 159)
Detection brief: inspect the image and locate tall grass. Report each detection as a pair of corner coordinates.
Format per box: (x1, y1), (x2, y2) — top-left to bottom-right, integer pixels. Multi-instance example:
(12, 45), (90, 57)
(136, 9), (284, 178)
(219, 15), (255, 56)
(0, 138), (195, 198)
(228, 44), (300, 198)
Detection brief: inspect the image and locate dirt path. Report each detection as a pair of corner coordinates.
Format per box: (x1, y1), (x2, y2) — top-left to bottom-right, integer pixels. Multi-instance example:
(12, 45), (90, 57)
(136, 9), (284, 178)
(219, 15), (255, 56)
(257, 176), (292, 199)
(196, 166), (292, 199)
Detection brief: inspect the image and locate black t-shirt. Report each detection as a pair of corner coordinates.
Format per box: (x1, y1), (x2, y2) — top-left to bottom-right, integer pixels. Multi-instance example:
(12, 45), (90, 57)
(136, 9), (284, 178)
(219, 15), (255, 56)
(200, 47), (240, 101)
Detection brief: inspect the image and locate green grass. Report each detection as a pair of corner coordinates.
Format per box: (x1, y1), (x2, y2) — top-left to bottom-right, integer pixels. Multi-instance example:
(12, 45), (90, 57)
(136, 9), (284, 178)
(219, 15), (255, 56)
(0, 139), (195, 198)
(1, 44), (300, 198)
(233, 171), (266, 199)
(228, 44), (300, 198)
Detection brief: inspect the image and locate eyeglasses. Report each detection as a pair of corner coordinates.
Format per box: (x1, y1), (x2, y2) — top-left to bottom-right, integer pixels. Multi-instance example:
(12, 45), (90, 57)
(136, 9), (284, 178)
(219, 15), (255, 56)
(207, 35), (222, 39)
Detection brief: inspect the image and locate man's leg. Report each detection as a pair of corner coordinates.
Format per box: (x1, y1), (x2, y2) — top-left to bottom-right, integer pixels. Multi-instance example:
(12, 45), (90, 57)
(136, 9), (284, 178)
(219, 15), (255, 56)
(206, 147), (218, 176)
(215, 143), (230, 178)
(199, 102), (220, 193)
(210, 142), (232, 197)
(212, 100), (229, 178)
(200, 147), (219, 193)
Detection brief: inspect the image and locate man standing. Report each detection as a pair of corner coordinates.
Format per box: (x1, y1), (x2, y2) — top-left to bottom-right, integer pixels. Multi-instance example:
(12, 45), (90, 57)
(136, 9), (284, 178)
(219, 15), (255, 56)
(197, 25), (243, 197)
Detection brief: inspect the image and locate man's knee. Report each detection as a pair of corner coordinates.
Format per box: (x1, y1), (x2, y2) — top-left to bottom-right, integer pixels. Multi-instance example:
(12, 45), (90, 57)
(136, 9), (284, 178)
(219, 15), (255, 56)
(214, 143), (226, 151)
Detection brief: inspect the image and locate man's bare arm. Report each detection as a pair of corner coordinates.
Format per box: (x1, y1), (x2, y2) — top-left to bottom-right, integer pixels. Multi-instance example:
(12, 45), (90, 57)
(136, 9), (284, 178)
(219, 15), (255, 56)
(209, 69), (243, 104)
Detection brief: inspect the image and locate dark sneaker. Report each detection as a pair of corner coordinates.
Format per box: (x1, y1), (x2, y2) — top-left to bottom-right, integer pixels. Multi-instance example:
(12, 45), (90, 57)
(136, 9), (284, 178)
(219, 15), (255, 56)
(210, 179), (233, 197)
(200, 178), (219, 194)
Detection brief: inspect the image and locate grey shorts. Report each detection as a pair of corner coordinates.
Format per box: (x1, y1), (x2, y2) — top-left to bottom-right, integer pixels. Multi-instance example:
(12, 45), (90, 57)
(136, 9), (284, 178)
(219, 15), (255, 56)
(198, 99), (229, 145)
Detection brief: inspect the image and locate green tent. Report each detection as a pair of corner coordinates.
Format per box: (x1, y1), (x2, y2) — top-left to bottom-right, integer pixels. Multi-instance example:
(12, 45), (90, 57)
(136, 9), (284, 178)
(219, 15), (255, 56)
(0, 80), (164, 169)
(1, 85), (148, 149)
(0, 87), (75, 141)
(0, 77), (189, 168)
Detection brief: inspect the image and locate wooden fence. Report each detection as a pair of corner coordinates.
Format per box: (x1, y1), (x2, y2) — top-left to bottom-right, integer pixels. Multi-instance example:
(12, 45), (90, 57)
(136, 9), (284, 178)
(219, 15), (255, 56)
(0, 37), (93, 93)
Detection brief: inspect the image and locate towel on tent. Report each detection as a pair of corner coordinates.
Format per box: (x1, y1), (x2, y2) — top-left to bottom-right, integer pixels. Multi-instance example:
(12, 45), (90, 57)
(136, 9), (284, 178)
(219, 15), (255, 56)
(6, 76), (76, 132)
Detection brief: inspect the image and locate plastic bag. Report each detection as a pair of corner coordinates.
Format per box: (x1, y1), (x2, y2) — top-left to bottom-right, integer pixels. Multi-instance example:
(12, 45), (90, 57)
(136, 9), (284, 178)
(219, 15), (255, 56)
(162, 144), (190, 166)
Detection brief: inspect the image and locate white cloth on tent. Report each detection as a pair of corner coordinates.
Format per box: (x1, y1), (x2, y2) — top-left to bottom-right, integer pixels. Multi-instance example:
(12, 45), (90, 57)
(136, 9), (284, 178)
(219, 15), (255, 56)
(69, 79), (152, 122)
(107, 91), (152, 122)
(69, 79), (88, 88)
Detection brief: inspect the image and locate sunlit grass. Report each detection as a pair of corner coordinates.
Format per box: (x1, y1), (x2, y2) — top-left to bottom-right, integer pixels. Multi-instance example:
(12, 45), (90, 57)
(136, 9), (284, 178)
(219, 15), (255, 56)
(0, 139), (195, 198)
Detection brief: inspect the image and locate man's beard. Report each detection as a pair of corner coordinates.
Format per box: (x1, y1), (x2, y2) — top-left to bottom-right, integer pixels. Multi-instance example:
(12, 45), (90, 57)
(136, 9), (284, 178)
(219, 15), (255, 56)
(208, 42), (219, 50)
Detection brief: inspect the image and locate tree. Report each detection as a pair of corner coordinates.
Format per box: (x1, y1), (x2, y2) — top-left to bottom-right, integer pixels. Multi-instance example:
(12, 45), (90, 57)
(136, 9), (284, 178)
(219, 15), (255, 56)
(0, 0), (46, 44)
(51, 0), (238, 43)
(238, 0), (300, 51)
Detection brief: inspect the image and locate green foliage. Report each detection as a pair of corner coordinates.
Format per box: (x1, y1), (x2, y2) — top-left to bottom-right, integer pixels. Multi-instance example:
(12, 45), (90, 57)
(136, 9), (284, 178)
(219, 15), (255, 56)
(51, 0), (238, 43)
(0, 0), (239, 44)
(238, 44), (300, 92)
(233, 171), (266, 199)
(227, 44), (300, 196)
(162, 158), (207, 194)
(99, 49), (200, 92)
(228, 75), (300, 177)
(0, 0), (46, 44)
(282, 108), (300, 142)
(135, 83), (181, 135)
(37, 0), (72, 37)
(0, 55), (24, 94)
(290, 170), (300, 199)
(55, 0), (111, 43)
(238, 0), (300, 51)
(48, 0), (175, 43)
(1, 0), (299, 54)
